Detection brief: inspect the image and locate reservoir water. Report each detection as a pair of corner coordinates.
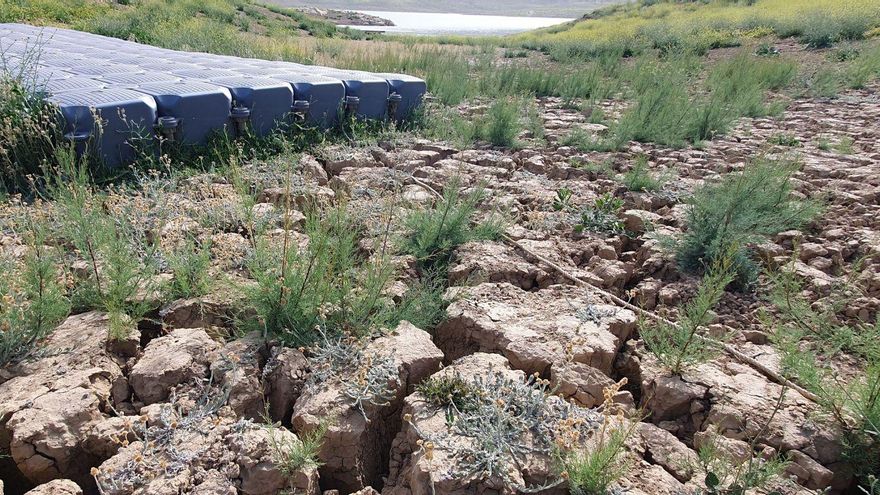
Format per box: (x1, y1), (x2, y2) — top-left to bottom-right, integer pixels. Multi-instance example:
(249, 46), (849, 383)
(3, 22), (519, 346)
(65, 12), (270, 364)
(341, 11), (573, 36)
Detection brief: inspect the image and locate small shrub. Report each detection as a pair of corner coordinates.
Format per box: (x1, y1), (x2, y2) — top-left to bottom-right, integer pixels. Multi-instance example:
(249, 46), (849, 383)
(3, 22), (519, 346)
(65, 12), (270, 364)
(479, 98), (521, 148)
(165, 237), (213, 299)
(306, 335), (398, 419)
(401, 178), (503, 271)
(503, 49), (528, 58)
(0, 215), (70, 366)
(641, 253), (735, 374)
(621, 155), (661, 192)
(410, 370), (602, 491)
(767, 132), (801, 147)
(673, 161), (819, 288)
(48, 152), (159, 339)
(391, 274), (449, 331)
(810, 67), (843, 98)
(246, 203), (396, 346)
(768, 264), (880, 485)
(559, 128), (615, 152)
(801, 12), (839, 49)
(577, 193), (625, 236)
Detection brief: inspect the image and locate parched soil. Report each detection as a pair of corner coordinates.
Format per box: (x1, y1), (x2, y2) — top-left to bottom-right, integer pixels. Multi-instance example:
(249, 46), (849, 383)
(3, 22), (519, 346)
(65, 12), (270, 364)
(0, 78), (878, 495)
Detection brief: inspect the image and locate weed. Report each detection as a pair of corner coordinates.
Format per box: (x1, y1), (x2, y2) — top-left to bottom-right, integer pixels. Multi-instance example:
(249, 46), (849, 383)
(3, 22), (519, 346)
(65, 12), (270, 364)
(391, 274), (449, 331)
(755, 43), (779, 57)
(246, 203), (395, 346)
(524, 100), (546, 143)
(408, 370), (603, 491)
(47, 151), (160, 339)
(93, 365), (243, 492)
(834, 136), (855, 154)
(401, 178), (503, 272)
(767, 133), (801, 147)
(0, 212), (70, 366)
(697, 431), (787, 495)
(559, 128), (615, 152)
(503, 49), (529, 58)
(479, 98), (521, 148)
(0, 58), (65, 193)
(672, 160), (819, 288)
(165, 237), (213, 299)
(306, 333), (398, 420)
(641, 253), (735, 375)
(809, 67), (843, 98)
(576, 193), (625, 236)
(767, 263), (880, 484)
(266, 416), (327, 475)
(416, 374), (477, 413)
(556, 378), (636, 495)
(621, 155), (661, 192)
(553, 187), (575, 212)
(843, 45), (880, 89)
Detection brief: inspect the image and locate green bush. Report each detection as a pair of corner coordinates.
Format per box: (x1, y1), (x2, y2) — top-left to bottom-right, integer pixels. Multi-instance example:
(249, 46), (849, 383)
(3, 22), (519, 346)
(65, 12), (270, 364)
(622, 155), (661, 192)
(479, 98), (522, 148)
(48, 151), (159, 339)
(560, 127), (615, 152)
(246, 203), (396, 346)
(801, 12), (840, 49)
(165, 237), (213, 299)
(0, 217), (70, 366)
(641, 253), (735, 374)
(401, 178), (503, 271)
(768, 264), (880, 484)
(558, 424), (634, 495)
(673, 160), (819, 288)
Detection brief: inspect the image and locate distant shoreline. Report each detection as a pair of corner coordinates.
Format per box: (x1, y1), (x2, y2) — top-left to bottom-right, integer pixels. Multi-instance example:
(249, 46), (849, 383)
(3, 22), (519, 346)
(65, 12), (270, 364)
(274, 0), (623, 18)
(294, 6), (395, 26)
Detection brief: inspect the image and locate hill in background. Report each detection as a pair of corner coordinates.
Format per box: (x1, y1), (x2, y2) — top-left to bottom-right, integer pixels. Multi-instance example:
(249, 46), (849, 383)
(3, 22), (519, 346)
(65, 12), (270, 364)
(270, 0), (625, 18)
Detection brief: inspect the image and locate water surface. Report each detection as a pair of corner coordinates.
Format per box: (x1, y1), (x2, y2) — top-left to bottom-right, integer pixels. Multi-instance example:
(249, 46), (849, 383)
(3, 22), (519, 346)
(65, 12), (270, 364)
(341, 11), (573, 36)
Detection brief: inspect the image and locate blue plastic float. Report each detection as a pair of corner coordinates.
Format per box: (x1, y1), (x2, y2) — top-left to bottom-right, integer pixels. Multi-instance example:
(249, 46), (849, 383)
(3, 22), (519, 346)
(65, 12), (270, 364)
(0, 23), (427, 168)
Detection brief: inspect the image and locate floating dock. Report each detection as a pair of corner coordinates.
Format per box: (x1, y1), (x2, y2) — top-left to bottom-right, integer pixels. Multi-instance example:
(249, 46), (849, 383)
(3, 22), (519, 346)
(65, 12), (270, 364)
(0, 23), (427, 167)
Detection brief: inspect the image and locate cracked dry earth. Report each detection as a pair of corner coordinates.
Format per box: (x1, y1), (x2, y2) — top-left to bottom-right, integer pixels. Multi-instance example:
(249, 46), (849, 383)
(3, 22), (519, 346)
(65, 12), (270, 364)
(1, 80), (879, 495)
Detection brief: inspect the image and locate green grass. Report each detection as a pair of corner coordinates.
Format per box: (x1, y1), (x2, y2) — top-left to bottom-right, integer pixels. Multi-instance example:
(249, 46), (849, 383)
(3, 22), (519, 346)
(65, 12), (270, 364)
(0, 213), (71, 366)
(245, 202), (398, 346)
(401, 178), (504, 272)
(621, 155), (661, 192)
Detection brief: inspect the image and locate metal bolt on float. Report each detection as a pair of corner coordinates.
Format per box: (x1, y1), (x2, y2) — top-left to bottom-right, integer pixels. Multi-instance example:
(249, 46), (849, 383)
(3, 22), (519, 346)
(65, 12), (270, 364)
(156, 116), (180, 142)
(230, 105), (251, 135)
(344, 95), (360, 117)
(387, 92), (402, 121)
(292, 100), (310, 122)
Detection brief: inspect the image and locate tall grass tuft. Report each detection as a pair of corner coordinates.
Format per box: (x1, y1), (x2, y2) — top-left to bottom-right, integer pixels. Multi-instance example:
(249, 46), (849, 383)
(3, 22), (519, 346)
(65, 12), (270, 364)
(0, 65), (64, 193)
(0, 212), (71, 366)
(245, 202), (397, 346)
(401, 178), (503, 272)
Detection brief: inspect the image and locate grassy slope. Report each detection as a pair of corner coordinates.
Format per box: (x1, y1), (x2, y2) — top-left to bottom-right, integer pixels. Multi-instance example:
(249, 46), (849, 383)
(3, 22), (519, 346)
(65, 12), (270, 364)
(518, 0), (880, 56)
(0, 0), (362, 60)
